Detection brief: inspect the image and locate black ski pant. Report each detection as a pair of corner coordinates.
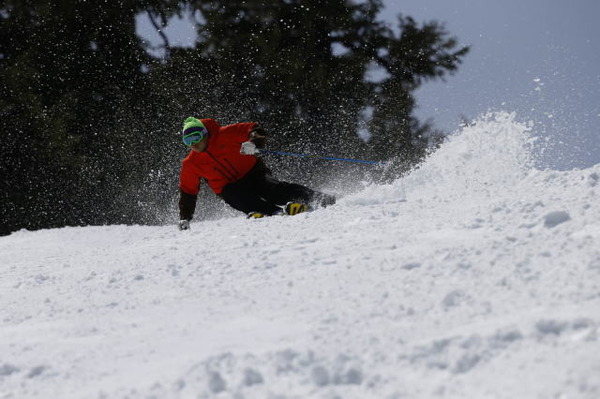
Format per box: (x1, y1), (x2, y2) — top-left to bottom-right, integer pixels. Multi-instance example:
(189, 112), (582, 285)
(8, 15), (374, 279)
(219, 162), (326, 215)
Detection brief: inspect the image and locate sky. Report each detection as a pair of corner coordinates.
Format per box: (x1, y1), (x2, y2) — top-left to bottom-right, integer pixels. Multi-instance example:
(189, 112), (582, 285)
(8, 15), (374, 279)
(382, 0), (600, 170)
(137, 0), (600, 170)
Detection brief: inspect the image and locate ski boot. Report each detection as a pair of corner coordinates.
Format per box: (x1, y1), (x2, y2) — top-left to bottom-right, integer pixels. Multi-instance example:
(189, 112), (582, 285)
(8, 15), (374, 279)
(247, 211), (265, 219)
(284, 202), (307, 216)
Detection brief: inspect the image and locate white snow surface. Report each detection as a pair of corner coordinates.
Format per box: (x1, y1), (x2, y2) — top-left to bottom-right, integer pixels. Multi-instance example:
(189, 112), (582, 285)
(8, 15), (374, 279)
(2, 112), (600, 398)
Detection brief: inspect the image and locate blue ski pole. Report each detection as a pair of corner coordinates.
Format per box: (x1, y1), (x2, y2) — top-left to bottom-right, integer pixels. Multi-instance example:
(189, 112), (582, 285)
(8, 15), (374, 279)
(258, 149), (386, 166)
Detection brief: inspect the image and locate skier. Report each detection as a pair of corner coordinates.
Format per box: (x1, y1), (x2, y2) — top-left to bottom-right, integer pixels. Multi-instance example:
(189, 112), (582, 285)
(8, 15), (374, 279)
(177, 117), (335, 230)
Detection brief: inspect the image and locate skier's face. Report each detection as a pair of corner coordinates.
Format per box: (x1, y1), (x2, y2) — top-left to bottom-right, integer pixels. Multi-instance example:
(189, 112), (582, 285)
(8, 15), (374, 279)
(190, 137), (208, 153)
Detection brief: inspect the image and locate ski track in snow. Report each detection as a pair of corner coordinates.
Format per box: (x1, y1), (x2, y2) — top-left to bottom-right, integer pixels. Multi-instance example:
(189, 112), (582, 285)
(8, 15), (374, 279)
(1, 112), (600, 398)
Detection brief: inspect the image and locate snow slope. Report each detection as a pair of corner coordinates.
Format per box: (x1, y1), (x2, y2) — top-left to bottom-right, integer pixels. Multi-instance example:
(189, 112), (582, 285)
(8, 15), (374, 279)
(1, 112), (599, 399)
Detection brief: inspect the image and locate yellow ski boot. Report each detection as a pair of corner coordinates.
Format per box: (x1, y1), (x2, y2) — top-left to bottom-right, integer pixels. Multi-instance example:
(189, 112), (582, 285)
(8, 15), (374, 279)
(247, 211), (265, 219)
(284, 202), (307, 216)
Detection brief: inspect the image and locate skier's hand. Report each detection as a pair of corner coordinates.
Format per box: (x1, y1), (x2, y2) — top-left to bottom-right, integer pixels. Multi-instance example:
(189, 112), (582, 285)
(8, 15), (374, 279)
(249, 128), (266, 148)
(178, 220), (190, 231)
(240, 141), (259, 155)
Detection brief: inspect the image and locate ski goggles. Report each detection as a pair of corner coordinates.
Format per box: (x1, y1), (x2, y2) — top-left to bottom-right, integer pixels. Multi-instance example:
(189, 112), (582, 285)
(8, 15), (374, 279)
(182, 126), (209, 146)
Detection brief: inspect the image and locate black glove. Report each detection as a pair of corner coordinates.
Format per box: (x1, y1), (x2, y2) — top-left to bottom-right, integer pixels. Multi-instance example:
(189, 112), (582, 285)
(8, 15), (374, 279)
(178, 220), (190, 231)
(249, 127), (266, 148)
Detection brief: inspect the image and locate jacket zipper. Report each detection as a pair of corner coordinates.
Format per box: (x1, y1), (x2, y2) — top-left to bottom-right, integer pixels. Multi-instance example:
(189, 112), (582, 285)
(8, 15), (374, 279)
(207, 151), (237, 181)
(223, 158), (240, 176)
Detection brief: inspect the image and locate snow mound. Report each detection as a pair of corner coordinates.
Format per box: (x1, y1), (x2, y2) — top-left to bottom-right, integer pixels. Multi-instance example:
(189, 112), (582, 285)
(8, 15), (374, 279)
(345, 111), (534, 206)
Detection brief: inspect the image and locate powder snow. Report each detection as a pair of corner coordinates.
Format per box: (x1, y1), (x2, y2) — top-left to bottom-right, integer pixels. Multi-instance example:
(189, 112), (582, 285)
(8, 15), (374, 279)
(1, 112), (599, 398)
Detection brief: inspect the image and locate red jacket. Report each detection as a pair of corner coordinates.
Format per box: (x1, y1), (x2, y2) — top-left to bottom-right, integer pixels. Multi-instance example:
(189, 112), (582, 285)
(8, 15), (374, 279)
(179, 119), (258, 195)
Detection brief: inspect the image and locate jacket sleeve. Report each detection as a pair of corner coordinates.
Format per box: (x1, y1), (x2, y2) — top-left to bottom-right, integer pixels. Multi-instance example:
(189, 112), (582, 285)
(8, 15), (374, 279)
(220, 122), (258, 142)
(179, 158), (201, 194)
(179, 158), (201, 220)
(179, 189), (197, 221)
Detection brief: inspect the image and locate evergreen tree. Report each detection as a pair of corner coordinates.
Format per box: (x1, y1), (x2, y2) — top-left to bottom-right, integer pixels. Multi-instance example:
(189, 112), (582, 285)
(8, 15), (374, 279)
(175, 0), (468, 165)
(187, 0), (388, 154)
(0, 0), (175, 234)
(366, 16), (468, 164)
